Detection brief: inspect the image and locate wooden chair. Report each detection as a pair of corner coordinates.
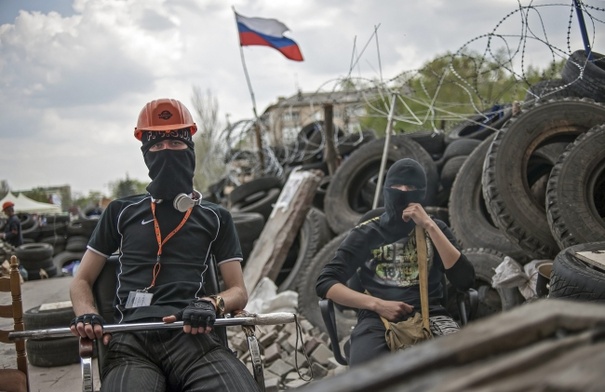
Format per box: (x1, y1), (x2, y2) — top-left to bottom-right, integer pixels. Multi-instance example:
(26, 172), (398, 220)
(0, 255), (29, 392)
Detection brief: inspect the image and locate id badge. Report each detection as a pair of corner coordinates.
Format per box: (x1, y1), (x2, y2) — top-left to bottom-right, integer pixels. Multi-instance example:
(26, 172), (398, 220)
(125, 290), (153, 308)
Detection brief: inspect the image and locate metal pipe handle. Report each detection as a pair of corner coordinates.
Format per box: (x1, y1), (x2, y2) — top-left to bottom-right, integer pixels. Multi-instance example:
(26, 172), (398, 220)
(9, 312), (296, 341)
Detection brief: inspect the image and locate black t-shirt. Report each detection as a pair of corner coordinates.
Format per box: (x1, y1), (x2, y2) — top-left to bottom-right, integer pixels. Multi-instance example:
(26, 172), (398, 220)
(316, 216), (475, 320)
(88, 194), (243, 323)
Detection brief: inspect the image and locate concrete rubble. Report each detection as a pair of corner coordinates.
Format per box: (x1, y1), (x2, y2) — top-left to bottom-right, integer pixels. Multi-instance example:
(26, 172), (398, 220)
(228, 314), (347, 391)
(232, 277), (348, 391)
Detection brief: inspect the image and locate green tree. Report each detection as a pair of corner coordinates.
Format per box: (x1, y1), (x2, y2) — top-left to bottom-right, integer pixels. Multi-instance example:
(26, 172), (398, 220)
(361, 50), (565, 135)
(109, 175), (147, 198)
(22, 187), (71, 211)
(72, 190), (104, 211)
(190, 86), (228, 192)
(22, 188), (52, 204)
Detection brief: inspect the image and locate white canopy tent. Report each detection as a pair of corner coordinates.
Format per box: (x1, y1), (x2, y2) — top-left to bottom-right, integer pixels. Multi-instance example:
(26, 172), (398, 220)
(0, 191), (62, 215)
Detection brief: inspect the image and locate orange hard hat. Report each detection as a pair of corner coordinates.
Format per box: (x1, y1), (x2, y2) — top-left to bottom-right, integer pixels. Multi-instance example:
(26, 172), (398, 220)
(134, 98), (197, 140)
(2, 201), (14, 211)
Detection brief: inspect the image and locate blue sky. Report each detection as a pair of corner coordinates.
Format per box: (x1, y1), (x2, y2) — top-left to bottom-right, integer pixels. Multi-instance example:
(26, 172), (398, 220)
(0, 0), (603, 196)
(0, 0), (75, 24)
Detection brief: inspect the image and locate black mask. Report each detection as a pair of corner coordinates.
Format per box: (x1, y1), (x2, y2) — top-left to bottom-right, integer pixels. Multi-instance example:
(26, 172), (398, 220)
(378, 159), (427, 243)
(144, 149), (195, 200)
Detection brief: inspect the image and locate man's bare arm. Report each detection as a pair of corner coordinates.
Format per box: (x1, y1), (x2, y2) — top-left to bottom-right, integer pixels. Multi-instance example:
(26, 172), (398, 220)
(69, 249), (107, 341)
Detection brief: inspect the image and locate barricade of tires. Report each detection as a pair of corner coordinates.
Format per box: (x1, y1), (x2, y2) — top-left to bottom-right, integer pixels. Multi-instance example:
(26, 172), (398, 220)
(15, 243), (57, 279)
(20, 213), (70, 246)
(214, 48), (605, 335)
(52, 218), (99, 275)
(5, 216), (100, 279)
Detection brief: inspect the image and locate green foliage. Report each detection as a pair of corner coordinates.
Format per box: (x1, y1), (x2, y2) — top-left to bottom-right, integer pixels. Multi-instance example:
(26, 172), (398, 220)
(22, 187), (71, 212)
(21, 188), (54, 204)
(71, 190), (104, 211)
(109, 175), (147, 198)
(361, 50), (565, 135)
(193, 133), (227, 192)
(190, 86), (228, 192)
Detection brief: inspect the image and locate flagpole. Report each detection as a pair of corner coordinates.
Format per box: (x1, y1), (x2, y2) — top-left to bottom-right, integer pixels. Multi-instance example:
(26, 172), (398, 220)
(234, 7), (265, 170)
(238, 45), (260, 120)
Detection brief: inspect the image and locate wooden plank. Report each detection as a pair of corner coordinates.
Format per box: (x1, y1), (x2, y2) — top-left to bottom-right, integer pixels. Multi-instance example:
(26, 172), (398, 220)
(39, 300), (72, 311)
(243, 169), (323, 292)
(297, 299), (605, 392)
(399, 336), (604, 391)
(575, 250), (605, 270)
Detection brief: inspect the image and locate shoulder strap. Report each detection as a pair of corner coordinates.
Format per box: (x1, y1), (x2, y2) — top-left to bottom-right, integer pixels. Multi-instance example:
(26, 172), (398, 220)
(415, 226), (430, 331)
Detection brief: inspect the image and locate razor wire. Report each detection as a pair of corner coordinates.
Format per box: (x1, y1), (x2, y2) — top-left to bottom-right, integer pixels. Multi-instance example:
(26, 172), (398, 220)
(213, 1), (604, 188)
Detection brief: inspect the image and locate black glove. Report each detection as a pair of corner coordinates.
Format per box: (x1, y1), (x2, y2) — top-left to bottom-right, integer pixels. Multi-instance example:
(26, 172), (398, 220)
(70, 313), (106, 328)
(175, 299), (216, 329)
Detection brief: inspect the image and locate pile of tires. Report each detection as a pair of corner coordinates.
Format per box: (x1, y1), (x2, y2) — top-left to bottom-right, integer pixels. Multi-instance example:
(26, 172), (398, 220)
(15, 243), (57, 280)
(19, 214), (70, 246)
(0, 215), (99, 279)
(52, 218), (99, 275)
(228, 176), (283, 222)
(23, 304), (80, 367)
(479, 98), (605, 260)
(219, 48), (605, 336)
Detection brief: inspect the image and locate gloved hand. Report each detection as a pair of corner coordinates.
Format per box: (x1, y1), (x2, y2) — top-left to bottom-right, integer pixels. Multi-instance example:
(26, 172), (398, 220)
(70, 313), (106, 328)
(70, 313), (106, 341)
(174, 299), (216, 331)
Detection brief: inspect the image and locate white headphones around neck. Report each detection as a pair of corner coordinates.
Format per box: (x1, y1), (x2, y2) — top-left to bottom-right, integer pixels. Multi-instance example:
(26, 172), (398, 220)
(173, 190), (203, 212)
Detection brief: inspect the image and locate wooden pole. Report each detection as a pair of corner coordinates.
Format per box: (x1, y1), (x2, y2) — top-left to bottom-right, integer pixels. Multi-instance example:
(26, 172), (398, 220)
(323, 103), (340, 175)
(253, 121), (265, 171)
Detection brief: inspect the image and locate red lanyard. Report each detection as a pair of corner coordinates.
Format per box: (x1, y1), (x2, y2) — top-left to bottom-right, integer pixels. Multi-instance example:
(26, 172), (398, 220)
(144, 201), (192, 291)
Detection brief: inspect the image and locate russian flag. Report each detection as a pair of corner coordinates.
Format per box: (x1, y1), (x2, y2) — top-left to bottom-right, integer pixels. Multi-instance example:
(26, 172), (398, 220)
(235, 12), (304, 62)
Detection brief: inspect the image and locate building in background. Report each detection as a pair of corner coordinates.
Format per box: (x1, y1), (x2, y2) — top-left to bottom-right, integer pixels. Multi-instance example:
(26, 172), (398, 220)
(262, 88), (379, 147)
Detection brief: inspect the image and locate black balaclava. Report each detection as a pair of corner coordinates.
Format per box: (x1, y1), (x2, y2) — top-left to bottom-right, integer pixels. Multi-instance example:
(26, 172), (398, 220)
(378, 158), (427, 243)
(141, 130), (196, 200)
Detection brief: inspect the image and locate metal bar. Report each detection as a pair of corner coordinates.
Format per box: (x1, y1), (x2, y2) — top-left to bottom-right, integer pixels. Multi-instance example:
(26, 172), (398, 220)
(573, 0), (593, 61)
(9, 312), (296, 341)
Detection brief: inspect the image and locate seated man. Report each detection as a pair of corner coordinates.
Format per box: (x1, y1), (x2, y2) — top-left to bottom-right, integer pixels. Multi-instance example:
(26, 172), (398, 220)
(69, 98), (259, 391)
(316, 158), (475, 366)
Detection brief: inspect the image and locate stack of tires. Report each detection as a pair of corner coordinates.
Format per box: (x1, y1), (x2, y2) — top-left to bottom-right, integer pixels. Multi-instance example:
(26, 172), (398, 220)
(19, 214), (70, 246)
(37, 214), (71, 255)
(228, 176), (283, 222)
(53, 218), (99, 274)
(224, 48), (605, 334)
(23, 304), (80, 367)
(15, 243), (57, 279)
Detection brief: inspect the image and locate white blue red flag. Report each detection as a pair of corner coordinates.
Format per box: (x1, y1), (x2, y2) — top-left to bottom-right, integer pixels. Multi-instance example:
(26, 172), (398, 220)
(235, 12), (304, 61)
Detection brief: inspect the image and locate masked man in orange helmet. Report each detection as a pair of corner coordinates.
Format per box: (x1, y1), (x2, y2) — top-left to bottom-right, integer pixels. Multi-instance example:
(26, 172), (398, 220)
(69, 98), (259, 391)
(1, 201), (23, 247)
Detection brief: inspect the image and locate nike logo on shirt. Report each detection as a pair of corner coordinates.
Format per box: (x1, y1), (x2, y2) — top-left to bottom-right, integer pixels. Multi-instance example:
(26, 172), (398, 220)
(141, 219), (154, 225)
